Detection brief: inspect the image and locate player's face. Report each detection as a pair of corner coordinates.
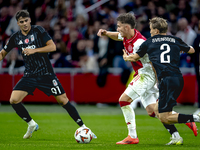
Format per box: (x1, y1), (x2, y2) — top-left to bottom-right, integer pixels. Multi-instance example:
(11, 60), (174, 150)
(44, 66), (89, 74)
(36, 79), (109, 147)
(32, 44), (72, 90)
(117, 21), (128, 37)
(17, 17), (31, 33)
(150, 24), (158, 37)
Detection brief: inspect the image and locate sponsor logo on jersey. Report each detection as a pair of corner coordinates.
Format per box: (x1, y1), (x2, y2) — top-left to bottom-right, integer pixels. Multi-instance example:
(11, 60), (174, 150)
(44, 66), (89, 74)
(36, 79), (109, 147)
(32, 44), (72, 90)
(22, 45), (36, 50)
(18, 40), (23, 45)
(31, 35), (34, 42)
(24, 39), (29, 44)
(52, 79), (58, 86)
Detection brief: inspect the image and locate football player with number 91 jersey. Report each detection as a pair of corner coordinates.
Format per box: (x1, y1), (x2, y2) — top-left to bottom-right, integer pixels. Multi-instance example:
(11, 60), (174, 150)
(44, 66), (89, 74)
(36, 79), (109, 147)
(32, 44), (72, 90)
(0, 10), (97, 140)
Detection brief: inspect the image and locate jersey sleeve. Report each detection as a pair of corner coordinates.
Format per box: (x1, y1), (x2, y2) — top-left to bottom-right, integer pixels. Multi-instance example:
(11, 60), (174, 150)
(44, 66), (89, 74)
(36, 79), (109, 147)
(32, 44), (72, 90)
(178, 38), (190, 53)
(136, 41), (148, 57)
(36, 26), (52, 44)
(3, 34), (16, 53)
(118, 33), (124, 41)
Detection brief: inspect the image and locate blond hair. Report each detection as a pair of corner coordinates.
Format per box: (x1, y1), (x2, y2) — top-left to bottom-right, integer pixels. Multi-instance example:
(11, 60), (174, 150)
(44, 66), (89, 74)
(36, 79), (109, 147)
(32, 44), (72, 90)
(149, 17), (168, 33)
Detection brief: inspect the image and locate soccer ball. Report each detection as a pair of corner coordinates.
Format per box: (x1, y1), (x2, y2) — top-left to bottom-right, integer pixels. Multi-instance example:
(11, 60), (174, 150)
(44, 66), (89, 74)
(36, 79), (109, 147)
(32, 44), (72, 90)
(74, 127), (93, 143)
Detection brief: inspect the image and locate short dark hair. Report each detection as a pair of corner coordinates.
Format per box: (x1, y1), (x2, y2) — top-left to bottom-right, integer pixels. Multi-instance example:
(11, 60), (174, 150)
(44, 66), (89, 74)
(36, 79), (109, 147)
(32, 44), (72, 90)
(149, 17), (168, 33)
(15, 10), (30, 21)
(117, 13), (136, 29)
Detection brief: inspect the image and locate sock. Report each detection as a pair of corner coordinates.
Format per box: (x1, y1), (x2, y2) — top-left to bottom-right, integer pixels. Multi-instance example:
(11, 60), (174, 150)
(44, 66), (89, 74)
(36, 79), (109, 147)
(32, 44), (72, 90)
(11, 102), (32, 123)
(63, 101), (84, 126)
(178, 114), (194, 123)
(172, 111), (177, 114)
(172, 131), (181, 139)
(163, 124), (180, 138)
(119, 101), (137, 138)
(193, 115), (200, 122)
(27, 119), (36, 126)
(149, 112), (156, 118)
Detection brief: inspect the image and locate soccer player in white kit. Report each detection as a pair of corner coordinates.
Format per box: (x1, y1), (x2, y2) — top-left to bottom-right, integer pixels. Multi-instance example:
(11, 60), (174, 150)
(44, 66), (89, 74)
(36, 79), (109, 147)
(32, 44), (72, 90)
(97, 13), (197, 145)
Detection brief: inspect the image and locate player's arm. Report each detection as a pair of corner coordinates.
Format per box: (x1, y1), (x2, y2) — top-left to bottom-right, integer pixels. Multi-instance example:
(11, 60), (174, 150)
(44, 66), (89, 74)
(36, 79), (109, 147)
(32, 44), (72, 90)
(23, 40), (56, 56)
(0, 49), (8, 61)
(123, 49), (140, 62)
(187, 46), (195, 54)
(97, 29), (121, 41)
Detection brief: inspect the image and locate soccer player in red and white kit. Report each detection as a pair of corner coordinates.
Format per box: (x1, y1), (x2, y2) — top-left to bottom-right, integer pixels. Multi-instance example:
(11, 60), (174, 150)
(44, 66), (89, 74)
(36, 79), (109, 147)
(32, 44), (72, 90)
(97, 13), (197, 145)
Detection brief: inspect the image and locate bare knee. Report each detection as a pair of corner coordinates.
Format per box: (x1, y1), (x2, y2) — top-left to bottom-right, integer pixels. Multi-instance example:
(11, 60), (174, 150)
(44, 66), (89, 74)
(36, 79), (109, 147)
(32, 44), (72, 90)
(55, 94), (69, 106)
(146, 104), (156, 117)
(10, 98), (20, 104)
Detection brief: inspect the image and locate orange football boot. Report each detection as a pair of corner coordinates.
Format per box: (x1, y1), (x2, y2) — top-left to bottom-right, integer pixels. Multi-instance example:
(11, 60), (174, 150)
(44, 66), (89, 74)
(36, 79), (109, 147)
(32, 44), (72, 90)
(116, 135), (139, 144)
(185, 122), (198, 136)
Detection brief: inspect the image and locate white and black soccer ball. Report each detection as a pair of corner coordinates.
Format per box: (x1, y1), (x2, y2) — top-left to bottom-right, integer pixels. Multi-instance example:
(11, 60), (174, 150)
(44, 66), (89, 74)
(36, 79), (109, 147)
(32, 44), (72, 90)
(74, 127), (93, 143)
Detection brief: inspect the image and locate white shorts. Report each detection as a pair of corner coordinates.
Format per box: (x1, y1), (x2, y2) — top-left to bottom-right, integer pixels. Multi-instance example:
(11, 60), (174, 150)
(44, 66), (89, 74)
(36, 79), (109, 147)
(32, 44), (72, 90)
(124, 74), (159, 108)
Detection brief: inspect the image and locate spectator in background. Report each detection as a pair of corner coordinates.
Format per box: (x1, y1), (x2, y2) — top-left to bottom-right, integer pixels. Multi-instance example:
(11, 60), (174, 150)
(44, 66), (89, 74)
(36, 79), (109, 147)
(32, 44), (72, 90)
(144, 1), (157, 20)
(132, 0), (146, 18)
(94, 23), (113, 87)
(79, 45), (99, 73)
(168, 9), (178, 35)
(190, 13), (200, 32)
(176, 18), (197, 68)
(76, 14), (88, 38)
(0, 7), (11, 37)
(5, 5), (21, 36)
(176, 17), (196, 46)
(165, 0), (176, 12)
(177, 0), (192, 22)
(5, 48), (24, 75)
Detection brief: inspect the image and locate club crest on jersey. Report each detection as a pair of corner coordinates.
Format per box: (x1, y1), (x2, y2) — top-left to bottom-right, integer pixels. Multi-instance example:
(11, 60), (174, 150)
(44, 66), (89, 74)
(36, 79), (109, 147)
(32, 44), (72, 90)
(25, 39), (29, 44)
(128, 45), (133, 52)
(52, 79), (58, 86)
(31, 35), (34, 42)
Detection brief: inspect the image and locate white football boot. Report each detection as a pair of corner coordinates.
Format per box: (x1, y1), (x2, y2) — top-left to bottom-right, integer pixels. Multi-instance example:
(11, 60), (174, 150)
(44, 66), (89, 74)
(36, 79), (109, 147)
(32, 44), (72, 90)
(23, 123), (39, 139)
(166, 137), (183, 145)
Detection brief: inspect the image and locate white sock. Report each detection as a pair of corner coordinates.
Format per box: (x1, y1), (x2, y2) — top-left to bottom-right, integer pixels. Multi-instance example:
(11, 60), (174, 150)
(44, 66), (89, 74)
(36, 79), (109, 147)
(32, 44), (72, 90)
(193, 115), (200, 122)
(121, 104), (137, 138)
(81, 124), (86, 128)
(172, 131), (181, 139)
(172, 111), (177, 114)
(27, 119), (36, 126)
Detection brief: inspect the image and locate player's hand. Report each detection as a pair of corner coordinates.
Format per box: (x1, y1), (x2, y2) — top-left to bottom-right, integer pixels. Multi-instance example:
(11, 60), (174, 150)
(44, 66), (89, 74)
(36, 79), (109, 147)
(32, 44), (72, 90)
(22, 48), (35, 56)
(123, 49), (128, 61)
(97, 29), (107, 37)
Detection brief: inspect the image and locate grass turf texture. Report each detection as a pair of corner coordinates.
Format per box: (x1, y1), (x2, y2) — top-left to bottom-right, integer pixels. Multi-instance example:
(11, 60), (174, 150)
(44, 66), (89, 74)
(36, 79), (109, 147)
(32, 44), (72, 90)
(0, 104), (199, 150)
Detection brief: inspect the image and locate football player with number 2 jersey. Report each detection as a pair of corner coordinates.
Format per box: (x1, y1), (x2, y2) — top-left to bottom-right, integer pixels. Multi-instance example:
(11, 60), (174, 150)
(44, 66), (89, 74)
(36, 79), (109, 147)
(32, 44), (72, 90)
(123, 17), (199, 145)
(0, 10), (97, 140)
(97, 13), (197, 145)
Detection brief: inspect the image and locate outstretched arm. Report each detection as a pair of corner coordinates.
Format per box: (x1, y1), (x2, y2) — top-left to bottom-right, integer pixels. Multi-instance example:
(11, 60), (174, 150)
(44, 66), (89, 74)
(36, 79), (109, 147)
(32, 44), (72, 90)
(22, 40), (56, 56)
(0, 49), (7, 61)
(97, 29), (121, 41)
(123, 49), (140, 62)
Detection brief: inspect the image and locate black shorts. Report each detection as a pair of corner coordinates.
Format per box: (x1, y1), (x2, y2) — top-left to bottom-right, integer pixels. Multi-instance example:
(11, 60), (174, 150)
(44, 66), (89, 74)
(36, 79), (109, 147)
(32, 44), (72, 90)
(158, 76), (184, 113)
(13, 75), (65, 96)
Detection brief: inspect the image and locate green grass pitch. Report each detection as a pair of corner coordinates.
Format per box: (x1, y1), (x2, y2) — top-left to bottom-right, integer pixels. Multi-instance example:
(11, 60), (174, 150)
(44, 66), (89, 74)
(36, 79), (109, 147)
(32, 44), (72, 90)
(0, 104), (199, 150)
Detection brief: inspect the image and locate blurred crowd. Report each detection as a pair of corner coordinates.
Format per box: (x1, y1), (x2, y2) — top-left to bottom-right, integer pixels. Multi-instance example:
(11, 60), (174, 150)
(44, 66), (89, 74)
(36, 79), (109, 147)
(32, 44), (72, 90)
(0, 0), (199, 79)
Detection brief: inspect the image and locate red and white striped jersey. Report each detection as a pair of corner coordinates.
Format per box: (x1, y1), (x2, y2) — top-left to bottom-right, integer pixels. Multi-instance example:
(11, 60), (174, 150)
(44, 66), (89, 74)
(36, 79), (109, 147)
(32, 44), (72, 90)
(118, 29), (154, 77)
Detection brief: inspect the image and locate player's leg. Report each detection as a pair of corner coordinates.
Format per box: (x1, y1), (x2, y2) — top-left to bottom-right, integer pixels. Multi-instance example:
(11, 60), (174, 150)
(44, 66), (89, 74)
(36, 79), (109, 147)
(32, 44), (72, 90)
(54, 93), (97, 139)
(142, 92), (183, 145)
(55, 93), (84, 126)
(157, 76), (200, 125)
(10, 77), (39, 139)
(116, 88), (139, 144)
(10, 90), (39, 139)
